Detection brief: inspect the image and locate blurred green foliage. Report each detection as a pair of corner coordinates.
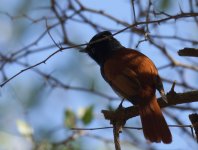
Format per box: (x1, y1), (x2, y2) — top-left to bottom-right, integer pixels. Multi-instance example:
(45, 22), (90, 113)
(64, 105), (94, 128)
(34, 140), (81, 150)
(81, 105), (94, 125)
(159, 0), (171, 10)
(154, 0), (173, 11)
(65, 109), (76, 128)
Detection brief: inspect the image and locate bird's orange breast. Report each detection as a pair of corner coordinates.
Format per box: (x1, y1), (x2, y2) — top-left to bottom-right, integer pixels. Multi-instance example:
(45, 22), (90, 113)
(102, 48), (159, 105)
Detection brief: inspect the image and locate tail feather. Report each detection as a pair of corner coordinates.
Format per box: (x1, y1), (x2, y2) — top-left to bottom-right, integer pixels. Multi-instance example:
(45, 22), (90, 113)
(139, 97), (172, 144)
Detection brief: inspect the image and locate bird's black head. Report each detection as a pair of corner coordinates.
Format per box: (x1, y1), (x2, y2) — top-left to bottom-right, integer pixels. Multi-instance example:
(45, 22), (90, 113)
(82, 31), (123, 65)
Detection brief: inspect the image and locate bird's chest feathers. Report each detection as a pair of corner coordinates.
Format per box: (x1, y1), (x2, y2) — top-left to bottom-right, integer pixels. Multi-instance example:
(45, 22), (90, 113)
(101, 50), (157, 104)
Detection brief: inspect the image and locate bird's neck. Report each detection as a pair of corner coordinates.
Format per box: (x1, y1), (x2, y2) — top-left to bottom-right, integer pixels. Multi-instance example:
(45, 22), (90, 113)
(95, 43), (123, 66)
(108, 40), (123, 51)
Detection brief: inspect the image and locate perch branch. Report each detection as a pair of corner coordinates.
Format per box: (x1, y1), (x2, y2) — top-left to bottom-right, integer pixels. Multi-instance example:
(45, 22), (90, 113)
(178, 48), (198, 57)
(102, 90), (198, 123)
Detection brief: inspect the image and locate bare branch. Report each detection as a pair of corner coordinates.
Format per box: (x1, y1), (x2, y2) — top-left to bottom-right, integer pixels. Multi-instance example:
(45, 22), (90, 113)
(102, 90), (198, 124)
(178, 48), (198, 57)
(189, 113), (198, 142)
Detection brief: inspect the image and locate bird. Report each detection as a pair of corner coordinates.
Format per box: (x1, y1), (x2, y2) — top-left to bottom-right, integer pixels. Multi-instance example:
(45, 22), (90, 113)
(81, 31), (172, 144)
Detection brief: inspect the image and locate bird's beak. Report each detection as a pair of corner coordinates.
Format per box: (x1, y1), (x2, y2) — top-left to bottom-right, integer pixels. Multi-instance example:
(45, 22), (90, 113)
(79, 44), (89, 53)
(79, 49), (87, 53)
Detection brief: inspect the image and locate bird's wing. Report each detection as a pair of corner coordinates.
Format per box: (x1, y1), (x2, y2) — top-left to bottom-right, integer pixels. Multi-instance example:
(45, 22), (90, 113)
(111, 68), (142, 99)
(102, 49), (167, 104)
(102, 60), (141, 100)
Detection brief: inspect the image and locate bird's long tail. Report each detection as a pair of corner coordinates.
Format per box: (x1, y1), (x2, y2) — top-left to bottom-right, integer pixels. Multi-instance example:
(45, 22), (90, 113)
(139, 96), (172, 144)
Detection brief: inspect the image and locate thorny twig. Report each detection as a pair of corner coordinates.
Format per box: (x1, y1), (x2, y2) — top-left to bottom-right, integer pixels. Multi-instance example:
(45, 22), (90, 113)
(0, 0), (198, 149)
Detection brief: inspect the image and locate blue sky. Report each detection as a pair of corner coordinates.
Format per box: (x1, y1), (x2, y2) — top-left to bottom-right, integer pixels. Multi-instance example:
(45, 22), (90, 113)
(0, 0), (198, 150)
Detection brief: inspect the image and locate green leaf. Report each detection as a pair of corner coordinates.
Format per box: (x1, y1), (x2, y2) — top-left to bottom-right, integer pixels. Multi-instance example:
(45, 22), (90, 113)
(81, 105), (94, 125)
(157, 0), (172, 11)
(64, 109), (76, 128)
(160, 0), (170, 10)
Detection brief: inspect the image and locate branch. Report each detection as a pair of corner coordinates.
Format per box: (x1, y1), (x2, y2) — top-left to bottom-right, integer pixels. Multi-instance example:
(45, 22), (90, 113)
(189, 113), (198, 142)
(1, 12), (198, 87)
(0, 43), (87, 87)
(113, 123), (121, 150)
(178, 48), (198, 57)
(102, 90), (198, 123)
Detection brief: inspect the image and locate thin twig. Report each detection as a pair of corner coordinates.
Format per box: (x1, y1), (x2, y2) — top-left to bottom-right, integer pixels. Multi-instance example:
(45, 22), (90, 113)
(178, 48), (198, 57)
